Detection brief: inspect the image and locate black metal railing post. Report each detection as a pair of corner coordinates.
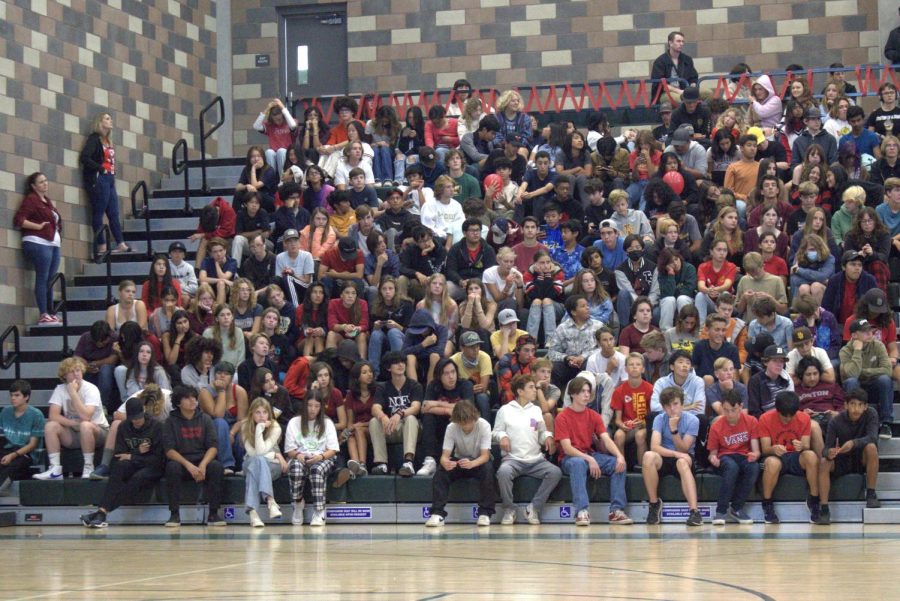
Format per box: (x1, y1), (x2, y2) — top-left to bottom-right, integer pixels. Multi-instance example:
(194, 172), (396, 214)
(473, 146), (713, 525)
(0, 325), (21, 381)
(48, 273), (71, 357)
(172, 138), (191, 215)
(130, 181), (150, 259)
(199, 96), (225, 193)
(94, 224), (114, 307)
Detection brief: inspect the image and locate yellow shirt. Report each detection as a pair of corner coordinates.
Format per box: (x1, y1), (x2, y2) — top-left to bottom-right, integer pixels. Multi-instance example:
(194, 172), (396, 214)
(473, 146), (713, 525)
(450, 351), (493, 386)
(490, 328), (529, 358)
(330, 210), (357, 238)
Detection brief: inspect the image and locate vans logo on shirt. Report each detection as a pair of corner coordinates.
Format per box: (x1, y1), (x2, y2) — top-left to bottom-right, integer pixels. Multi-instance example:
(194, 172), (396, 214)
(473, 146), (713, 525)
(723, 431), (749, 446)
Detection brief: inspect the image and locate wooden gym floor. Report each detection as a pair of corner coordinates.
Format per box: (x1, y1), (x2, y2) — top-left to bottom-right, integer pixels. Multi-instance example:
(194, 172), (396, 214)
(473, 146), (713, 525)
(1, 524), (899, 600)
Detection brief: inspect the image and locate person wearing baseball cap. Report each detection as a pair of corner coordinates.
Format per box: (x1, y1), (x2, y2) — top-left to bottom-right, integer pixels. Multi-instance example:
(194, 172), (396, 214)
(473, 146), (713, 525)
(842, 288), (896, 355)
(653, 101), (674, 143)
(785, 325), (836, 386)
(416, 146), (447, 189)
(821, 249), (877, 324)
(593, 219), (627, 270)
(664, 125), (707, 181)
(317, 234), (365, 299)
(275, 227), (314, 307)
(670, 85), (711, 142)
(167, 239), (197, 302)
(839, 318), (895, 439)
(451, 331), (493, 420)
(79, 394), (167, 529)
(790, 105), (837, 170)
(491, 308), (527, 358)
(747, 344), (793, 417)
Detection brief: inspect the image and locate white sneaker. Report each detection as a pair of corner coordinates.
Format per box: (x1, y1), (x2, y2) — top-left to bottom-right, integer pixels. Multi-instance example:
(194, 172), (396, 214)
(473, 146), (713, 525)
(398, 461), (415, 477)
(292, 501), (305, 525)
(501, 509), (516, 525)
(524, 503), (541, 525)
(309, 510), (325, 527)
(575, 509), (591, 526)
(477, 514), (491, 527)
(347, 459), (361, 476)
(267, 497), (282, 519)
(34, 466), (62, 480)
(248, 509), (264, 528)
(425, 514), (445, 527)
(417, 456), (437, 476)
(81, 464), (94, 480)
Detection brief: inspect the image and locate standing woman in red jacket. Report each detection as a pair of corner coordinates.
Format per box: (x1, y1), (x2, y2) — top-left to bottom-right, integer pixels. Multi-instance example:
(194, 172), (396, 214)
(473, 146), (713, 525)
(80, 113), (129, 258)
(13, 173), (63, 325)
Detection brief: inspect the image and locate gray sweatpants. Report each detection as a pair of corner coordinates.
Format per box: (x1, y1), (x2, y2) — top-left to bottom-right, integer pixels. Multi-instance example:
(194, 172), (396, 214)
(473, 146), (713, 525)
(496, 457), (562, 512)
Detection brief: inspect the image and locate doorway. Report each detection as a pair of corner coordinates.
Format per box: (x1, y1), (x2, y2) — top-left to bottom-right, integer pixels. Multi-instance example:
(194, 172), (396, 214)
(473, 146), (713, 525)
(278, 4), (348, 101)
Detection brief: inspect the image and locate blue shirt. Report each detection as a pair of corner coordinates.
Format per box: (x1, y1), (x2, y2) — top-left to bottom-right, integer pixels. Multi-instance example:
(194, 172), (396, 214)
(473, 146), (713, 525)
(748, 315), (794, 350)
(200, 256), (238, 278)
(594, 237), (626, 271)
(364, 249), (401, 279)
(840, 130), (881, 157)
(0, 405), (45, 461)
(552, 244), (585, 280)
(876, 202), (900, 237)
(541, 224), (563, 255)
(652, 411), (699, 455)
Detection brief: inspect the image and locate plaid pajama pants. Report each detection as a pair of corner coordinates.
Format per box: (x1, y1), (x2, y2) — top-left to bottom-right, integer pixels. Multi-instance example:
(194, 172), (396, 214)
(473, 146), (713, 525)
(288, 456), (336, 510)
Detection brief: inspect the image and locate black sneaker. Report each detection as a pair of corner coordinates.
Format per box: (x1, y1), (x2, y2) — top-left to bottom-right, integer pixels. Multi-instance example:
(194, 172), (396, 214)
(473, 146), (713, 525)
(80, 511), (98, 527)
(164, 512), (181, 528)
(646, 500), (662, 525)
(763, 502), (780, 525)
(87, 512), (108, 528)
(808, 498), (821, 524)
(879, 424), (893, 440)
(867, 491), (882, 509)
(686, 510), (703, 527)
(207, 512), (226, 527)
(815, 506), (831, 525)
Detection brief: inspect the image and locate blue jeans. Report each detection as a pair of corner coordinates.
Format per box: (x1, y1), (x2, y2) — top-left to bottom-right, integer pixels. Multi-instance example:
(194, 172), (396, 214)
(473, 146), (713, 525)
(714, 454), (760, 514)
(844, 376), (894, 424)
(616, 292), (635, 330)
(434, 145), (450, 163)
(212, 417), (237, 469)
(21, 241), (60, 315)
(561, 452), (627, 513)
(373, 146), (393, 182)
(394, 154), (417, 183)
(243, 454), (281, 512)
(84, 364), (115, 412)
(628, 180), (648, 209)
(89, 173), (124, 250)
(474, 393), (491, 421)
(368, 327), (404, 378)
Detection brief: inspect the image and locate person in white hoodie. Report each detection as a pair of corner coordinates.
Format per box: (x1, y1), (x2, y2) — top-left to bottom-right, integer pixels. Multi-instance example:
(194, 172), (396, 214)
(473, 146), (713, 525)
(749, 75), (783, 130)
(420, 175), (465, 250)
(241, 397), (288, 528)
(493, 374), (562, 525)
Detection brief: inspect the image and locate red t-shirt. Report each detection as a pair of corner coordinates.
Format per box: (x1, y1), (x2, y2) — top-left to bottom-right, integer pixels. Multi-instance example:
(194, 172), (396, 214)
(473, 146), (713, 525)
(511, 242), (547, 274)
(697, 260), (738, 293)
(842, 315), (896, 344)
(555, 406), (607, 462)
(610, 380), (653, 422)
(344, 390), (374, 424)
(326, 122), (349, 145)
(838, 278), (858, 324)
(617, 324), (658, 353)
(102, 143), (115, 174)
(322, 388), (344, 422)
(320, 247), (363, 273)
(757, 409), (811, 452)
(763, 255), (788, 279)
(707, 413), (759, 457)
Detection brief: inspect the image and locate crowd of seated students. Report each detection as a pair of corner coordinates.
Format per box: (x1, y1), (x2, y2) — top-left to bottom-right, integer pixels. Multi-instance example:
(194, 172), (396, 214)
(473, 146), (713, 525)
(10, 53), (900, 528)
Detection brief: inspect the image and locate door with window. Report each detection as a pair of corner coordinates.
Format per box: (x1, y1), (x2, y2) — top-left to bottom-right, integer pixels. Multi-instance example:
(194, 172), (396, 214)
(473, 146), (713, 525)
(279, 5), (348, 100)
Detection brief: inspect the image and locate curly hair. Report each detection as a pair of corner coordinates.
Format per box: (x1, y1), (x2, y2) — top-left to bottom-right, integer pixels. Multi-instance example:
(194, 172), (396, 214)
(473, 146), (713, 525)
(184, 336), (222, 370)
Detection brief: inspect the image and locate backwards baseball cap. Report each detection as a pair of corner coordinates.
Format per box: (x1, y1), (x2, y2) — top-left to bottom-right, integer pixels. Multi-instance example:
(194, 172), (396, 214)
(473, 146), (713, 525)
(491, 217), (510, 241)
(498, 308), (519, 325)
(745, 332), (775, 356)
(763, 345), (787, 360)
(599, 219), (619, 232)
(418, 146), (436, 163)
(168, 241), (187, 253)
(842, 249), (863, 265)
(460, 331), (481, 347)
(682, 86), (700, 102)
(849, 318), (873, 334)
(672, 126), (692, 145)
(791, 326), (813, 345)
(804, 107), (822, 120)
(338, 236), (358, 261)
(861, 288), (889, 314)
(125, 396), (145, 421)
(658, 101), (673, 114)
(504, 132), (525, 147)
(283, 228), (300, 241)
(746, 126), (765, 144)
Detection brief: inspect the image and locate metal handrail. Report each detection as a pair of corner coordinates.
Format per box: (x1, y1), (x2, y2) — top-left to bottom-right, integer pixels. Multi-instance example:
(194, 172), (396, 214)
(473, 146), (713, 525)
(172, 138), (191, 215)
(199, 96), (225, 192)
(0, 325), (21, 380)
(130, 181), (150, 259)
(94, 224), (114, 307)
(48, 273), (71, 357)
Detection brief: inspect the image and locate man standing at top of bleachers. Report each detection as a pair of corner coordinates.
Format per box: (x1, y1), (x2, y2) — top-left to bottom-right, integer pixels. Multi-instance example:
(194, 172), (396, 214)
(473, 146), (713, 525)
(650, 31), (698, 104)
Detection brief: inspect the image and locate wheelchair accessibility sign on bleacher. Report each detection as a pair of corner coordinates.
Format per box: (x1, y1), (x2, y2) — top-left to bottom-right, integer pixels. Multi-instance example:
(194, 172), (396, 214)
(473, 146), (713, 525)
(422, 507), (431, 518)
(223, 507), (235, 520)
(559, 506), (572, 519)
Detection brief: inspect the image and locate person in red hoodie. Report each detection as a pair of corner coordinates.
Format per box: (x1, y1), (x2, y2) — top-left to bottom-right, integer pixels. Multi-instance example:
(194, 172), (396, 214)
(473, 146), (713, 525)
(13, 172), (64, 325)
(326, 285), (370, 360)
(189, 197), (236, 268)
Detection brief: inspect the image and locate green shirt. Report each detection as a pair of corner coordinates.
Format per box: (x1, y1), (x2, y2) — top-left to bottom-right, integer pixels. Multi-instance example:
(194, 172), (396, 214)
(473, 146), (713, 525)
(0, 405), (45, 461)
(452, 172), (482, 202)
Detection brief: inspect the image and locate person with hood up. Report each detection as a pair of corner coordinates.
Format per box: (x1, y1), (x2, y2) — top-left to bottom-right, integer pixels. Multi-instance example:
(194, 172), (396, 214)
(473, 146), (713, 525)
(402, 309), (449, 385)
(791, 108), (838, 169)
(749, 75), (783, 129)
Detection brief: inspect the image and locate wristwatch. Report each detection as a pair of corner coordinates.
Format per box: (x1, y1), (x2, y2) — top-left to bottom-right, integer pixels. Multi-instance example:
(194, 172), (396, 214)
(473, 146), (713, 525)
(670, 429), (678, 435)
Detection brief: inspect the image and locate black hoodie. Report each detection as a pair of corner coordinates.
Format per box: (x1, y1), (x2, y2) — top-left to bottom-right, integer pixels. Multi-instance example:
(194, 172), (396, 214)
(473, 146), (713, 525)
(163, 409), (218, 464)
(115, 416), (165, 470)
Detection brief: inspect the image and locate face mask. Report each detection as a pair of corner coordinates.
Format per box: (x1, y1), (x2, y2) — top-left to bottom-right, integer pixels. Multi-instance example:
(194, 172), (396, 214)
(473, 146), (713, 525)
(628, 250), (643, 261)
(806, 250), (818, 262)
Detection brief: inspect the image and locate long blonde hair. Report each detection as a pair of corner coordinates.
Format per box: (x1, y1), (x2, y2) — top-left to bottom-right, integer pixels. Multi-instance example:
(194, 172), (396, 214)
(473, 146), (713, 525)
(422, 272), (455, 326)
(90, 113), (112, 138)
(497, 90), (523, 113)
(710, 206), (743, 253)
(229, 277), (257, 312)
(241, 397), (280, 450)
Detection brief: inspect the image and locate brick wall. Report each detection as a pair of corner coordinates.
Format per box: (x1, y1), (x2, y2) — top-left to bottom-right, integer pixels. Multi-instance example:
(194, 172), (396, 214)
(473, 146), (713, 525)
(231, 0), (882, 154)
(0, 0), (217, 326)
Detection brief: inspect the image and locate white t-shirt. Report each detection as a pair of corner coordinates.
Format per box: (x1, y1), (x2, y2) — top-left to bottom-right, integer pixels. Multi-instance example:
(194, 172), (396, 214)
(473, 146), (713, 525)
(334, 158), (375, 187)
(420, 198), (465, 243)
(481, 265), (521, 302)
(400, 185), (434, 216)
(284, 416), (339, 456)
(584, 349), (628, 384)
(786, 346), (832, 377)
(442, 418), (492, 460)
(49, 380), (108, 428)
(275, 250), (315, 278)
(117, 388), (173, 419)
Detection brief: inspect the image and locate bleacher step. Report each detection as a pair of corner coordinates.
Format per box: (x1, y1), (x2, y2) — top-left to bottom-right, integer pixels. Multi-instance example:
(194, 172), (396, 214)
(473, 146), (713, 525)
(863, 506), (900, 524)
(879, 438), (900, 458)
